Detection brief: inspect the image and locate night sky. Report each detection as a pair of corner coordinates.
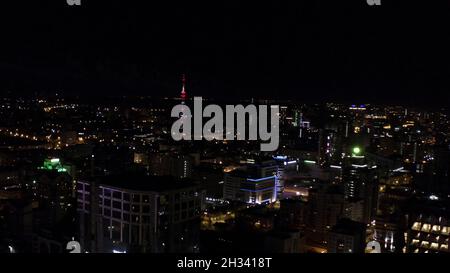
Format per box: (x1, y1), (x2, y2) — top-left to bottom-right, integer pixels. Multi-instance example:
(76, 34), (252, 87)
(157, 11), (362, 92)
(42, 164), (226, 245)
(0, 0), (449, 106)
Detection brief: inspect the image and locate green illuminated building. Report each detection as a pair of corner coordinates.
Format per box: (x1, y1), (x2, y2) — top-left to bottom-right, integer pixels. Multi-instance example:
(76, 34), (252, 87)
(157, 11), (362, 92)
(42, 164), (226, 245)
(40, 158), (69, 173)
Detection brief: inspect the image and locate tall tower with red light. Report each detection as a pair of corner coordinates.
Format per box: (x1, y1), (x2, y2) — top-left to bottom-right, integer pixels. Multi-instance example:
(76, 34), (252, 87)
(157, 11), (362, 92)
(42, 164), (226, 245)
(180, 74), (187, 102)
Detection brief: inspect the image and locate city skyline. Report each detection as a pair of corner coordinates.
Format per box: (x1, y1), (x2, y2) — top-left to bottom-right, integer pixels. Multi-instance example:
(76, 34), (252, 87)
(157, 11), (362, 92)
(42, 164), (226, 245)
(1, 0), (450, 262)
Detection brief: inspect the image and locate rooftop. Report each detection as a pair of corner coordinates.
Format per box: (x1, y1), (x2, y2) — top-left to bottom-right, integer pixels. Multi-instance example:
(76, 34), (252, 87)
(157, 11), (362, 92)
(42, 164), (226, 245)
(96, 174), (199, 193)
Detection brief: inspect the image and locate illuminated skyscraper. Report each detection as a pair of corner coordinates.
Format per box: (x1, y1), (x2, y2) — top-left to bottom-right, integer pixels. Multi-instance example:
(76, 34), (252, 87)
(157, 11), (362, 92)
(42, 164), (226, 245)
(318, 129), (336, 168)
(342, 147), (379, 224)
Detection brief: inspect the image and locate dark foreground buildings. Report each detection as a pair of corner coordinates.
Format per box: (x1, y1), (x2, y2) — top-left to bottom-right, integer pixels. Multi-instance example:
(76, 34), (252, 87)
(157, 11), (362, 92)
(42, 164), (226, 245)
(77, 175), (205, 253)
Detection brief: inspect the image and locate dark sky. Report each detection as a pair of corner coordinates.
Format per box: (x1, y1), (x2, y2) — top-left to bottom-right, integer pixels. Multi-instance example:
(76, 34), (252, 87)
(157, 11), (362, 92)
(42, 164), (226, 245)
(0, 0), (449, 106)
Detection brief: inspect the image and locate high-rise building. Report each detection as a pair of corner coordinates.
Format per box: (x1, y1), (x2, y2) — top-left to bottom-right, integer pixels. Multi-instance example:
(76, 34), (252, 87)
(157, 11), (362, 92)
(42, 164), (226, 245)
(223, 160), (278, 204)
(30, 158), (76, 253)
(77, 174), (205, 253)
(342, 147), (379, 224)
(272, 156), (298, 197)
(277, 199), (309, 230)
(318, 129), (336, 168)
(430, 145), (450, 195)
(308, 183), (345, 239)
(149, 153), (193, 179)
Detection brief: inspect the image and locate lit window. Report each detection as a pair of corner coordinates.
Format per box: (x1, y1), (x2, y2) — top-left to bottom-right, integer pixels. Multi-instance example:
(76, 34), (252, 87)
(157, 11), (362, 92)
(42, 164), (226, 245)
(421, 224), (431, 233)
(420, 241), (430, 249)
(412, 222), (421, 231)
(432, 225), (441, 233)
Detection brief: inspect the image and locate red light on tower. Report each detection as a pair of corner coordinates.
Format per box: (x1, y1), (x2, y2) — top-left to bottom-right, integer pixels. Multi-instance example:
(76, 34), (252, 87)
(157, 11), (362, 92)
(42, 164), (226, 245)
(180, 74), (187, 101)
